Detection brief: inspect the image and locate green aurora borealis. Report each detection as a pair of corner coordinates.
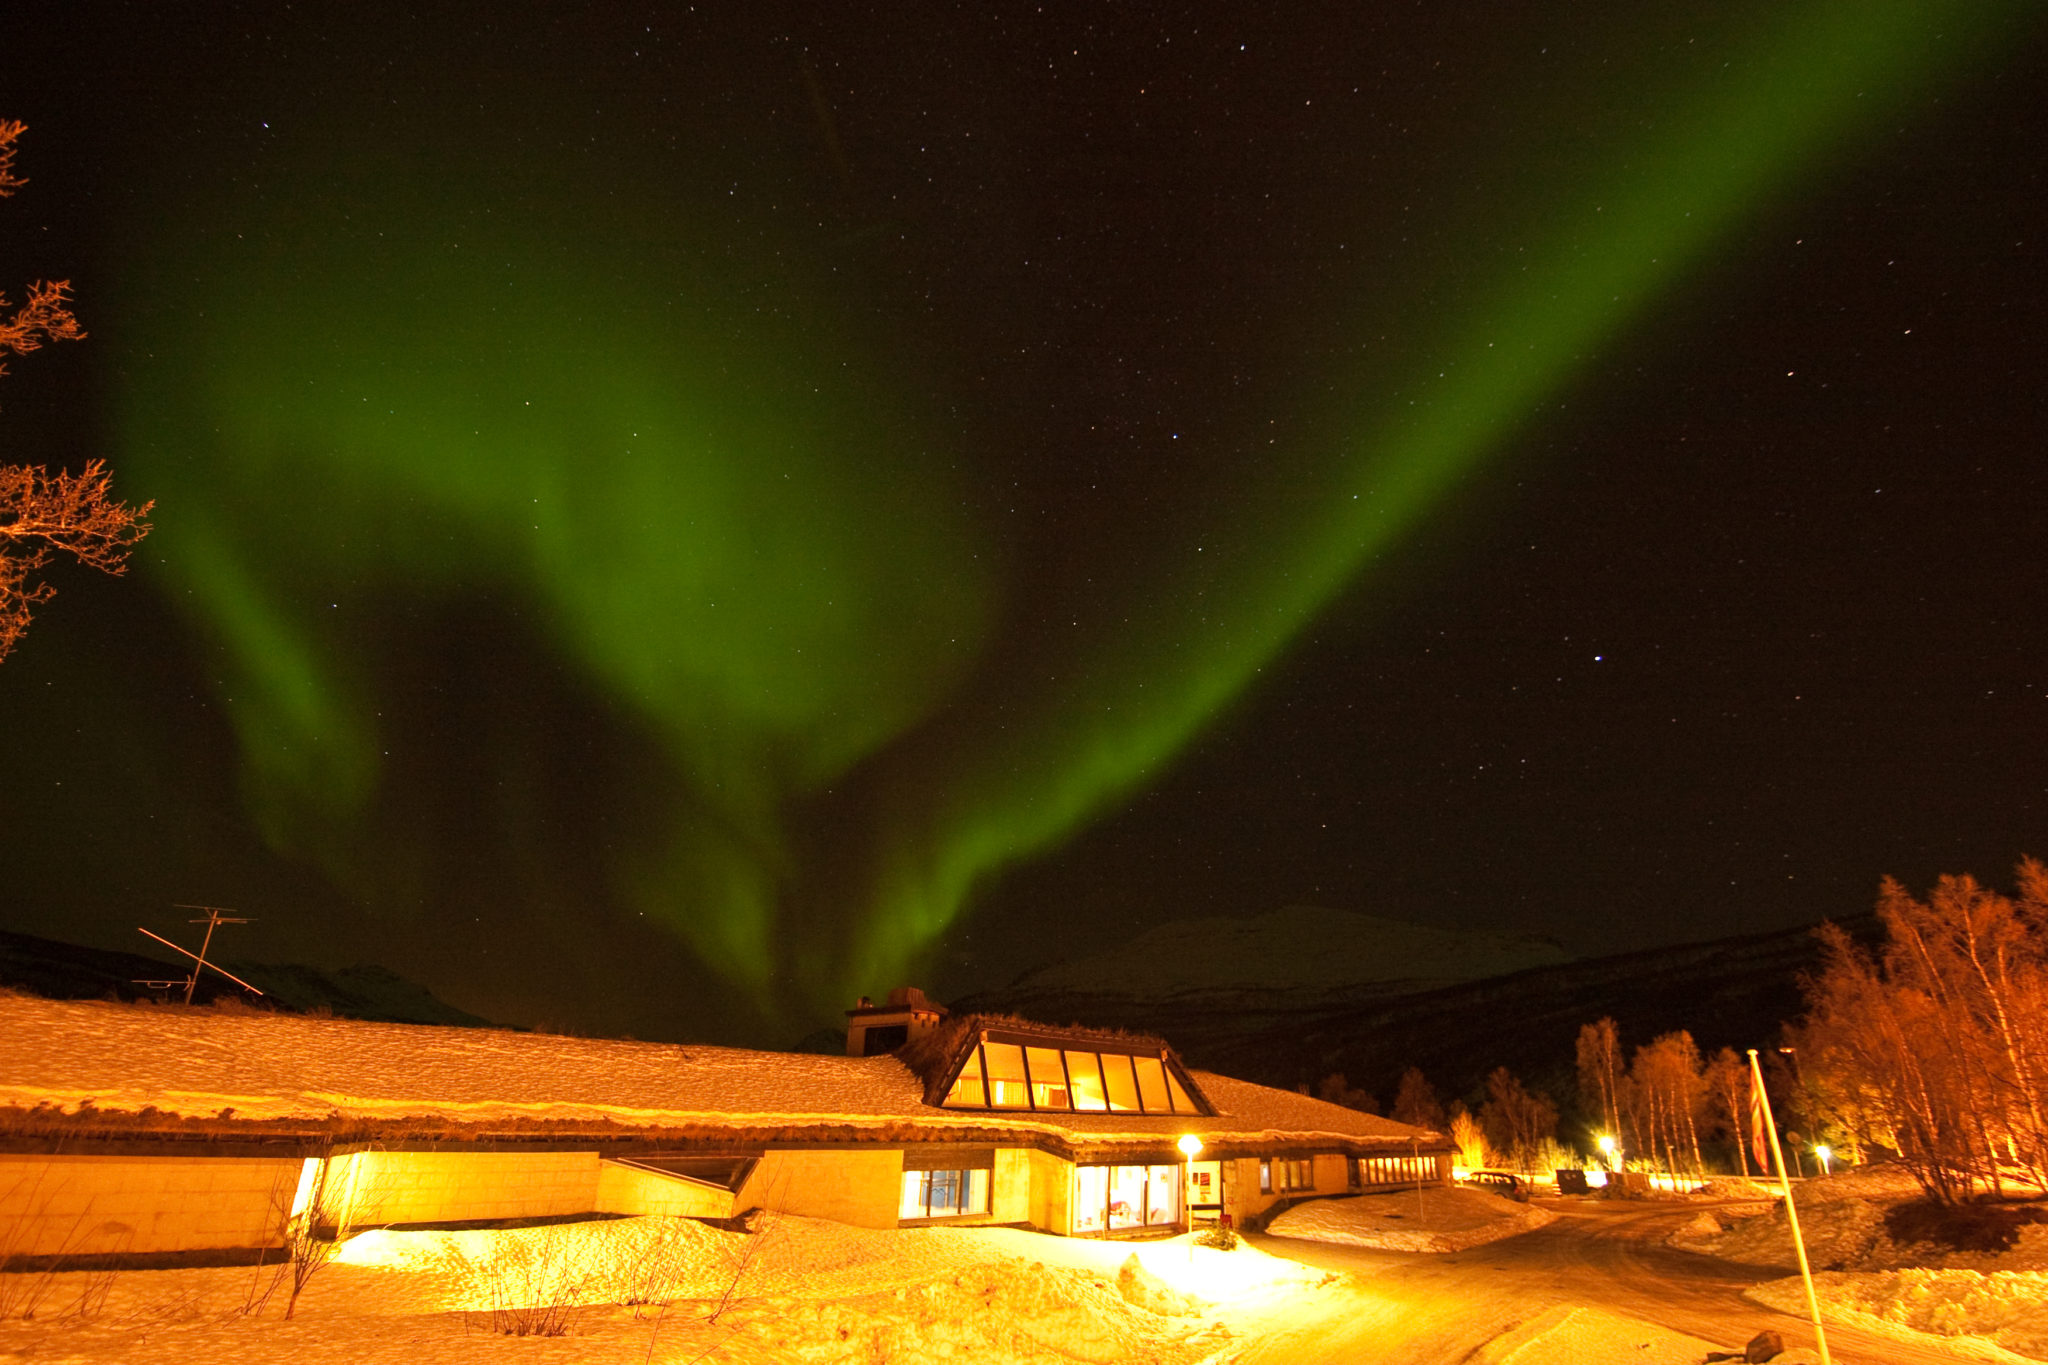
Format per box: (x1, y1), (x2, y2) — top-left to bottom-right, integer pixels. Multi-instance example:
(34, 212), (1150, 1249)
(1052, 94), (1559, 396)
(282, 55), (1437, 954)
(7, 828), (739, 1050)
(93, 0), (2032, 1023)
(123, 153), (993, 995)
(0, 0), (2027, 1036)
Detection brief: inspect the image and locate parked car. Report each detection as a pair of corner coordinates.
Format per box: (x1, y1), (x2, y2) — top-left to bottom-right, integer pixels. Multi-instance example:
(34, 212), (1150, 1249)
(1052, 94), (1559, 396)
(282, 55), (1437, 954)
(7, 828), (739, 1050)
(1458, 1169), (1531, 1202)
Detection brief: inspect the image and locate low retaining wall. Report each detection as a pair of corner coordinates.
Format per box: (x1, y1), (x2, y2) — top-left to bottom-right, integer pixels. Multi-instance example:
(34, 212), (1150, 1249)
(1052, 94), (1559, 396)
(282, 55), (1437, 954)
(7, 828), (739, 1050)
(596, 1159), (733, 1219)
(738, 1149), (904, 1229)
(325, 1149), (599, 1228)
(0, 1153), (300, 1257)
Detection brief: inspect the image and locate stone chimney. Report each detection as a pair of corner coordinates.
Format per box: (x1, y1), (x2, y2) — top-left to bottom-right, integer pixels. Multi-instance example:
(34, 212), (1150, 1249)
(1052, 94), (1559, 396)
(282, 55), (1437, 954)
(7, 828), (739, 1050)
(845, 986), (948, 1056)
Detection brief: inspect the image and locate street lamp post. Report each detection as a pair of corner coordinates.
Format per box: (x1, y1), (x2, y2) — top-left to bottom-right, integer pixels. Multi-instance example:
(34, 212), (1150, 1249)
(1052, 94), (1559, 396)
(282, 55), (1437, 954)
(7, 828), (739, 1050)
(1779, 1046), (1821, 1178)
(1178, 1134), (1204, 1261)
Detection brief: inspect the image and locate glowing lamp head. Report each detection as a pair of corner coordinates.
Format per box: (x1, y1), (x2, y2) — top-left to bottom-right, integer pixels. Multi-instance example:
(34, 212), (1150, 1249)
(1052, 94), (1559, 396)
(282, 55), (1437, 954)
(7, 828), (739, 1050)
(1177, 1134), (1205, 1158)
(1597, 1135), (1616, 1155)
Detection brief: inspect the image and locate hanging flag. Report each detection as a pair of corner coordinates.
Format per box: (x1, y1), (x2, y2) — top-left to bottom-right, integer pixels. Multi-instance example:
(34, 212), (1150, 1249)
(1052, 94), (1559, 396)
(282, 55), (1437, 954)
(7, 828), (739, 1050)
(1749, 1078), (1772, 1175)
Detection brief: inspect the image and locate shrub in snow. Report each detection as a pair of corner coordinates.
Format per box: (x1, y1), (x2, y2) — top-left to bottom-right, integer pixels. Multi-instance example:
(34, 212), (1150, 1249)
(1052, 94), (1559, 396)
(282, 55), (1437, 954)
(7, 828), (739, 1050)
(1193, 1227), (1240, 1251)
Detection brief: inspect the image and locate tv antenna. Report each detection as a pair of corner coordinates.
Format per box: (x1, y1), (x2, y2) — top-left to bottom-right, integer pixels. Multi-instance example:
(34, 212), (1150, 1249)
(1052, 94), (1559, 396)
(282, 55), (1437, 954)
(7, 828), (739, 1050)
(135, 905), (264, 1006)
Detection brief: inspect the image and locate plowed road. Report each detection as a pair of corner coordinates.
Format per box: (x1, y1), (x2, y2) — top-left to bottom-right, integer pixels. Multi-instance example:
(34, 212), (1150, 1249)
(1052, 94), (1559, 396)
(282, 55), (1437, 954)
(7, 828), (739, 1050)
(1240, 1199), (1980, 1364)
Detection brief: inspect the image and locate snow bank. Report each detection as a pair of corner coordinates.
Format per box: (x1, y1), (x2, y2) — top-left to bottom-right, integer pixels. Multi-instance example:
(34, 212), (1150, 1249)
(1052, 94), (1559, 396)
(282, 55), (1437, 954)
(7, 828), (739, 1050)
(1471, 1305), (1815, 1365)
(1690, 1176), (1778, 1200)
(1266, 1186), (1554, 1252)
(1670, 1192), (1887, 1269)
(960, 1225), (1320, 1307)
(0, 1213), (1242, 1364)
(1748, 1268), (2048, 1362)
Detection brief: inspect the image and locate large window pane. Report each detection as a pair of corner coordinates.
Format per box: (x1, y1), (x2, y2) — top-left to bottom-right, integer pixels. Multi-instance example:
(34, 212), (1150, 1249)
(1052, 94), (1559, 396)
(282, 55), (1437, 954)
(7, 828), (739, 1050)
(1133, 1056), (1171, 1112)
(1064, 1051), (1108, 1110)
(1101, 1054), (1141, 1111)
(1145, 1165), (1179, 1226)
(900, 1168), (991, 1220)
(982, 1042), (1031, 1109)
(1166, 1069), (1198, 1114)
(1025, 1046), (1071, 1110)
(1108, 1165), (1146, 1229)
(1074, 1165), (1108, 1233)
(965, 1168), (989, 1216)
(944, 1051), (986, 1107)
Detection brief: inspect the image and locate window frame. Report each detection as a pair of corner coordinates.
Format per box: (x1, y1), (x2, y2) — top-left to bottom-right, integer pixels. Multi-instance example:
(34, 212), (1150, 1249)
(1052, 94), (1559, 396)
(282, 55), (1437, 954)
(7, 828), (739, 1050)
(937, 1030), (1211, 1116)
(1072, 1161), (1182, 1236)
(899, 1149), (996, 1222)
(1262, 1155), (1315, 1193)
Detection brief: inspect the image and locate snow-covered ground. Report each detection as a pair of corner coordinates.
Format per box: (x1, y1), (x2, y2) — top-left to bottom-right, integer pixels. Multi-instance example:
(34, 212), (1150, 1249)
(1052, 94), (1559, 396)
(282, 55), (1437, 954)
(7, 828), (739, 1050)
(1472, 1306), (1795, 1365)
(0, 1208), (1831, 1365)
(1264, 1185), (1554, 1252)
(1667, 1167), (2048, 1362)
(0, 1213), (1307, 1364)
(1749, 1270), (2048, 1363)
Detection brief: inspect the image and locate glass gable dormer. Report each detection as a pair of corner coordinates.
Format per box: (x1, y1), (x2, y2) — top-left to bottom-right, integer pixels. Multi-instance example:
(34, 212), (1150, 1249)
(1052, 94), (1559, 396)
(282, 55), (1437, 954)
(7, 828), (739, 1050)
(940, 1031), (1208, 1115)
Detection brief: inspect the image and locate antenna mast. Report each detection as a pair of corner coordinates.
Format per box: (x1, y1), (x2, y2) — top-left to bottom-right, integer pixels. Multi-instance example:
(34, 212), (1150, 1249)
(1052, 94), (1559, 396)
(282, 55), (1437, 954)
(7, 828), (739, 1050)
(134, 906), (262, 1004)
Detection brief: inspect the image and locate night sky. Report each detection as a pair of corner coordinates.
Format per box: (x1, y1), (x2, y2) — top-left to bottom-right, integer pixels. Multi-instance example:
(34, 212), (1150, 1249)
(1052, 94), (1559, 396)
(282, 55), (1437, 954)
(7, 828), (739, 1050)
(1, 1), (2043, 1045)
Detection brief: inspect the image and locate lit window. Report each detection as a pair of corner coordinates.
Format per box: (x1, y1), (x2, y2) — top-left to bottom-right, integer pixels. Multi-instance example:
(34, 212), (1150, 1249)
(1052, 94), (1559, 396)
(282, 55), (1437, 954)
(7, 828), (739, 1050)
(944, 1051), (986, 1107)
(936, 1037), (1208, 1115)
(1074, 1163), (1180, 1234)
(1132, 1056), (1171, 1112)
(1074, 1165), (1109, 1233)
(1025, 1046), (1069, 1109)
(982, 1042), (1031, 1109)
(1064, 1051), (1108, 1110)
(1101, 1054), (1141, 1111)
(899, 1167), (990, 1220)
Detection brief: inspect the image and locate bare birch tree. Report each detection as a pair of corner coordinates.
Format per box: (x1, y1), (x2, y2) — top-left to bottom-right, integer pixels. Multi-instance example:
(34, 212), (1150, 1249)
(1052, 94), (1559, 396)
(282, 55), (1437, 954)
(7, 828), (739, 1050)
(0, 120), (153, 661)
(1796, 861), (2048, 1203)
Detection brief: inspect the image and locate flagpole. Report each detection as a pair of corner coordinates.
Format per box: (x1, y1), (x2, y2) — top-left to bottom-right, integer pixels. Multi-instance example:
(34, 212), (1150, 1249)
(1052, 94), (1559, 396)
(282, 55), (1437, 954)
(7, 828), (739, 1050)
(1750, 1049), (1831, 1365)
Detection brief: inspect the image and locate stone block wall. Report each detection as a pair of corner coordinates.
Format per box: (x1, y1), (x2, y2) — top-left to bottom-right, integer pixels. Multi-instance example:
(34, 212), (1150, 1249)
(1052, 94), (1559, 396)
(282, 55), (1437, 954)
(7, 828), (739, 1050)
(595, 1159), (733, 1219)
(327, 1150), (601, 1227)
(0, 1153), (299, 1256)
(737, 1148), (902, 1229)
(1025, 1147), (1071, 1234)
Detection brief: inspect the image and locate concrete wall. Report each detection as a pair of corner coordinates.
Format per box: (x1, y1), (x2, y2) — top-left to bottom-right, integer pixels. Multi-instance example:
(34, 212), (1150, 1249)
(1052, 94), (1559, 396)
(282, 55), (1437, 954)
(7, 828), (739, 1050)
(8, 1142), (1400, 1251)
(595, 1160), (734, 1220)
(0, 1153), (299, 1256)
(328, 1150), (600, 1228)
(987, 1148), (1033, 1225)
(737, 1149), (903, 1229)
(1228, 1156), (1279, 1225)
(1026, 1148), (1070, 1234)
(1230, 1154), (1348, 1226)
